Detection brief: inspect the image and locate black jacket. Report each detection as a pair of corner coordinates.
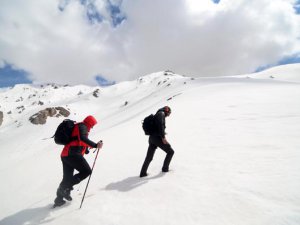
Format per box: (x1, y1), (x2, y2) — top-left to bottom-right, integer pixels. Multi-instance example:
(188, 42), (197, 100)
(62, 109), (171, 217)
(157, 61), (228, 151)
(77, 123), (97, 148)
(154, 110), (166, 138)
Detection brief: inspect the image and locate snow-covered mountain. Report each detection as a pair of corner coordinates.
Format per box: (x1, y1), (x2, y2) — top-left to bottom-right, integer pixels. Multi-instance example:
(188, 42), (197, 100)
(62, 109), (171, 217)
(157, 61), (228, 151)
(0, 65), (300, 225)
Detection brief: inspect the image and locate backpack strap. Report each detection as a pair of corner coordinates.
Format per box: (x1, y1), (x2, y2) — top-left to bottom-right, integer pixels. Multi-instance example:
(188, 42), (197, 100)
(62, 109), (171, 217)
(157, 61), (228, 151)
(73, 123), (82, 144)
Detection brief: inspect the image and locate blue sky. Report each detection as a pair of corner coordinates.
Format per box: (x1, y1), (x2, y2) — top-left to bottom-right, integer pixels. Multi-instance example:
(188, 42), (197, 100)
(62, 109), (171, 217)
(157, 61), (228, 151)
(0, 63), (116, 87)
(0, 64), (32, 87)
(0, 0), (300, 87)
(255, 55), (300, 72)
(295, 0), (300, 14)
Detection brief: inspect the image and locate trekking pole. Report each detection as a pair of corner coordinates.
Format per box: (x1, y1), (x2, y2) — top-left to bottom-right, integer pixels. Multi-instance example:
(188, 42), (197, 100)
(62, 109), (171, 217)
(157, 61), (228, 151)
(79, 147), (100, 209)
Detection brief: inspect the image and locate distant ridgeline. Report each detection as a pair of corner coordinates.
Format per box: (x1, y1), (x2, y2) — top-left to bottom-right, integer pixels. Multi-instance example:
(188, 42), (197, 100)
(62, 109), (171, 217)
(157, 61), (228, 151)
(0, 83), (102, 127)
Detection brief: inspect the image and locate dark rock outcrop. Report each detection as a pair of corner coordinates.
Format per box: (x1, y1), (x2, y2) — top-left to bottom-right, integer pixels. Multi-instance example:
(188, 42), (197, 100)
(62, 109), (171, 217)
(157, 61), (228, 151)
(29, 107), (70, 125)
(56, 107), (70, 117)
(93, 89), (100, 97)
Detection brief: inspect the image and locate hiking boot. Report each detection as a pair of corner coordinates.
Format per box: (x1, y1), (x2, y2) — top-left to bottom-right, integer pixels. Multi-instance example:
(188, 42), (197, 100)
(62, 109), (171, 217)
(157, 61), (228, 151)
(140, 172), (148, 178)
(57, 187), (72, 201)
(54, 196), (66, 207)
(162, 168), (169, 173)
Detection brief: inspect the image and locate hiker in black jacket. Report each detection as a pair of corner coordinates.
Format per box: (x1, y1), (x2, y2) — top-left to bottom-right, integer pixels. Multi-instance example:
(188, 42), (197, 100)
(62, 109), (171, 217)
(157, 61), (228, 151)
(140, 106), (174, 177)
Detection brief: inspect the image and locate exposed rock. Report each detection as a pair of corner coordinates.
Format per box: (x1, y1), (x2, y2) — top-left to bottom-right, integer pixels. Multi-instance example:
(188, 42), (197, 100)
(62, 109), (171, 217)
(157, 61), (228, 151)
(16, 105), (25, 114)
(93, 89), (100, 97)
(29, 109), (54, 125)
(16, 97), (23, 102)
(29, 107), (70, 125)
(167, 93), (182, 101)
(56, 107), (70, 117)
(0, 111), (3, 126)
(164, 70), (174, 75)
(28, 94), (36, 99)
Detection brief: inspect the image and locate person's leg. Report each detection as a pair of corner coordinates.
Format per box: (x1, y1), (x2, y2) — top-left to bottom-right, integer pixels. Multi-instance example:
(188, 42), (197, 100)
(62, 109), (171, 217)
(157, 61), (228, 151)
(140, 137), (157, 177)
(69, 155), (92, 186)
(57, 155), (91, 201)
(59, 157), (75, 189)
(161, 147), (174, 172)
(55, 157), (74, 205)
(151, 136), (174, 172)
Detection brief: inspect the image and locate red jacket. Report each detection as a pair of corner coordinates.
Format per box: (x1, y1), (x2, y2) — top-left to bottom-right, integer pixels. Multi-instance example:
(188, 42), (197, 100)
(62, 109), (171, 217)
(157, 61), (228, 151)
(61, 116), (98, 157)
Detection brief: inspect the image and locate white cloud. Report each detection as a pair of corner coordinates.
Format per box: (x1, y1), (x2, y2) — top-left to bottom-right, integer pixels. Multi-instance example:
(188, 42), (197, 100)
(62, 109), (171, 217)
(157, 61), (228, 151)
(0, 0), (300, 85)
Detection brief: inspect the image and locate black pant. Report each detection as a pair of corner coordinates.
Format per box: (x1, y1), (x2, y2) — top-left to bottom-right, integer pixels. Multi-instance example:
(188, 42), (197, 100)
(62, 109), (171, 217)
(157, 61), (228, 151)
(140, 135), (174, 174)
(59, 155), (92, 190)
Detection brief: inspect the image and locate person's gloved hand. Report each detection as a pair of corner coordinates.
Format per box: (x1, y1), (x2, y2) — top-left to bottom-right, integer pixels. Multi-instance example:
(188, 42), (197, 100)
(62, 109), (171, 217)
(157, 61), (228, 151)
(162, 137), (169, 145)
(85, 149), (90, 154)
(97, 140), (103, 149)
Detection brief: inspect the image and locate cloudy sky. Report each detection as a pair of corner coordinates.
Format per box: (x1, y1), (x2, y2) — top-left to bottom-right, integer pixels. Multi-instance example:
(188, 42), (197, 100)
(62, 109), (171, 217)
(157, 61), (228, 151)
(0, 0), (300, 87)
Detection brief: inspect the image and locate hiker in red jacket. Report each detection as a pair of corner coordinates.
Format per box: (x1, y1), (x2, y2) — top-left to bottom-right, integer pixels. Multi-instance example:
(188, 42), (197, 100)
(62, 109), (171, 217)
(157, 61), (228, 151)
(54, 115), (103, 207)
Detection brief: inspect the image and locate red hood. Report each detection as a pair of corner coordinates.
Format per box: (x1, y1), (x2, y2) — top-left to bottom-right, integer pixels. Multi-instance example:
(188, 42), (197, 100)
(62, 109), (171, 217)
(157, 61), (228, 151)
(83, 115), (97, 129)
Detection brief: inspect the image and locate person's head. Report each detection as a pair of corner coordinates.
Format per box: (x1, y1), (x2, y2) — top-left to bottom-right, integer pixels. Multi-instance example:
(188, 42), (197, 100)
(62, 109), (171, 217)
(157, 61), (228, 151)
(83, 115), (97, 130)
(163, 106), (171, 117)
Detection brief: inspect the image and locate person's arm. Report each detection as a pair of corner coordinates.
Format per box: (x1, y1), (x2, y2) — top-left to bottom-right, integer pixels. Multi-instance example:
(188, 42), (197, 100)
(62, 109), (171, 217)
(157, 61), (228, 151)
(155, 111), (166, 138)
(78, 123), (97, 148)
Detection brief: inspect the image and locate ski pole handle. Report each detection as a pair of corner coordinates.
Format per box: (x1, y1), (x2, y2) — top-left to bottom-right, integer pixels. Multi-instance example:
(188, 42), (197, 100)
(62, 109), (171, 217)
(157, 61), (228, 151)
(94, 140), (103, 153)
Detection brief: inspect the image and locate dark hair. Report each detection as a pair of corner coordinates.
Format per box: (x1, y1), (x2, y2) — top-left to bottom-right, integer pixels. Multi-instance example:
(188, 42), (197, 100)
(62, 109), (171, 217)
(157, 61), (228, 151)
(164, 106), (171, 113)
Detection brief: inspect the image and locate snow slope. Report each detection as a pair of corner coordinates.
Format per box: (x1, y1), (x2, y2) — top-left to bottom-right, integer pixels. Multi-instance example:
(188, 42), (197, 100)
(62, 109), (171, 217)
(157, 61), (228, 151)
(239, 63), (300, 83)
(0, 65), (300, 225)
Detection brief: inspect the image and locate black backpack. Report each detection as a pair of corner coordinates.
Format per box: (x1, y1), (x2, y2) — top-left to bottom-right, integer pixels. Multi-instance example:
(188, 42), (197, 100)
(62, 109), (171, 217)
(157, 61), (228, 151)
(53, 119), (76, 145)
(142, 114), (157, 135)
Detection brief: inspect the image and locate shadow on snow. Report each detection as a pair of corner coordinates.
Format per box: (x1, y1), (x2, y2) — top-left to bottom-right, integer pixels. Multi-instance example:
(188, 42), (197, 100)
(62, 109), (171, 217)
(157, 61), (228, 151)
(0, 204), (57, 225)
(104, 172), (165, 192)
